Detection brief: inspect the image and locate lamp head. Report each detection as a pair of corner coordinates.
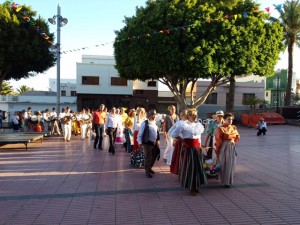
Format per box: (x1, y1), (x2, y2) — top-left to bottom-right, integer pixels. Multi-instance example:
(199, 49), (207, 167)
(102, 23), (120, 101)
(48, 17), (56, 25)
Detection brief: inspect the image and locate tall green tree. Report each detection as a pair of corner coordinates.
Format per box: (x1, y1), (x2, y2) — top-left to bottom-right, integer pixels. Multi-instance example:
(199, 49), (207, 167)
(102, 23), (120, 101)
(0, 81), (14, 95)
(274, 0), (300, 106)
(114, 0), (284, 110)
(0, 1), (55, 90)
(17, 85), (34, 94)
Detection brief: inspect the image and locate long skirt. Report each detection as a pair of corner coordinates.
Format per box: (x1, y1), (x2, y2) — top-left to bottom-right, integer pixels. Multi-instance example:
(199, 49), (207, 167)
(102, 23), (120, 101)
(133, 130), (139, 153)
(179, 147), (207, 191)
(219, 140), (237, 186)
(170, 140), (182, 175)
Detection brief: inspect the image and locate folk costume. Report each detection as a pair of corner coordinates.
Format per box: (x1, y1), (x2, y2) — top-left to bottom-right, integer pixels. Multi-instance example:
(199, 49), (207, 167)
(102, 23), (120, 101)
(215, 123), (240, 187)
(170, 119), (207, 194)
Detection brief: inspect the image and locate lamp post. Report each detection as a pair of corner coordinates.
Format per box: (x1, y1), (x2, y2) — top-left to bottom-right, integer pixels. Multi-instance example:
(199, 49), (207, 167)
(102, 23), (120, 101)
(48, 5), (68, 113)
(276, 73), (280, 113)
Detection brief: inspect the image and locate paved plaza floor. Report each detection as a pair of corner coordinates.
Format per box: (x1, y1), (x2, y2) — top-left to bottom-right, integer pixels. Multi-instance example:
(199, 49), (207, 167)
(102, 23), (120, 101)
(0, 124), (300, 225)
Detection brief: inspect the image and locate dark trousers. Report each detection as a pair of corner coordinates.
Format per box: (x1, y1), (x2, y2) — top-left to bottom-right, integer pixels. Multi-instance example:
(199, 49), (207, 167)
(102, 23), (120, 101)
(107, 127), (116, 154)
(257, 127), (267, 136)
(94, 124), (104, 148)
(143, 144), (156, 175)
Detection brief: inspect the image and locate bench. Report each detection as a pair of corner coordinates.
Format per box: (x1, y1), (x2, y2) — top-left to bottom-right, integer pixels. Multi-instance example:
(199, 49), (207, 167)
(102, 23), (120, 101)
(0, 133), (45, 150)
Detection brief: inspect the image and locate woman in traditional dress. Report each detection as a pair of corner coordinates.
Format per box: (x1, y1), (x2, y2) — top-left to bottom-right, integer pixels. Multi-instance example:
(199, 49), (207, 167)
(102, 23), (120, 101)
(215, 112), (240, 188)
(168, 110), (187, 175)
(133, 107), (146, 153)
(170, 108), (207, 196)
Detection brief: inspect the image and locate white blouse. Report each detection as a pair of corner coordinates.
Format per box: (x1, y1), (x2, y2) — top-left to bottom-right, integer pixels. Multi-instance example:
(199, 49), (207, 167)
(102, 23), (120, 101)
(170, 121), (204, 140)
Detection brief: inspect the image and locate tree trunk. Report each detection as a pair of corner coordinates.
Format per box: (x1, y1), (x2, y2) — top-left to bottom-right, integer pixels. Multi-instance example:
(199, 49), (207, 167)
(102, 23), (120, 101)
(226, 75), (236, 111)
(285, 40), (294, 106)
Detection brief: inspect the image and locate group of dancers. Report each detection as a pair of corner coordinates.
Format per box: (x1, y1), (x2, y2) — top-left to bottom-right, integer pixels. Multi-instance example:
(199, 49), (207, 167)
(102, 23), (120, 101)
(161, 106), (240, 196)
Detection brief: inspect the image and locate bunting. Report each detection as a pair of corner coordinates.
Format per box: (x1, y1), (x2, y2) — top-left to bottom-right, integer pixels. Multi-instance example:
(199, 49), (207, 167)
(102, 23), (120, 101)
(2, 1), (285, 55)
(7, 1), (53, 43)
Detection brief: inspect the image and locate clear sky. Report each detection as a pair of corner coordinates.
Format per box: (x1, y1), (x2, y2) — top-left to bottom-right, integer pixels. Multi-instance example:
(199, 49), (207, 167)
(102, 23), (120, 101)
(7, 0), (298, 91)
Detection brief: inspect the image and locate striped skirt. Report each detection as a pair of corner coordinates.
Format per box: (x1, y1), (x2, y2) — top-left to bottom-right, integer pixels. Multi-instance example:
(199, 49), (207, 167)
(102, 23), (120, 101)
(219, 140), (237, 186)
(179, 144), (207, 191)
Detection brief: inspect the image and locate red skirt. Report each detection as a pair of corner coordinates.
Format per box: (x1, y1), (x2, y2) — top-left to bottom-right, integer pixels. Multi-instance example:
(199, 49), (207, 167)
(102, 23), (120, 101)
(170, 140), (182, 175)
(183, 138), (200, 149)
(133, 130), (139, 152)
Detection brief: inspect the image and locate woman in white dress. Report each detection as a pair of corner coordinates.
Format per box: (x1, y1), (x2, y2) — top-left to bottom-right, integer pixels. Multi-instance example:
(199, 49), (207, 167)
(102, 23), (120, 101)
(170, 108), (207, 196)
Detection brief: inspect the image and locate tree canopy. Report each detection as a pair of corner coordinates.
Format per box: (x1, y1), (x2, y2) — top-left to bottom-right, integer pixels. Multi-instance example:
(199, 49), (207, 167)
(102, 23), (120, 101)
(273, 0), (300, 106)
(0, 1), (55, 89)
(114, 0), (284, 109)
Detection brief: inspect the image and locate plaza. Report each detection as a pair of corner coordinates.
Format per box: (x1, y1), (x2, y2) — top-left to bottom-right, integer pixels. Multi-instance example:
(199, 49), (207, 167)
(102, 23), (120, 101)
(0, 124), (299, 225)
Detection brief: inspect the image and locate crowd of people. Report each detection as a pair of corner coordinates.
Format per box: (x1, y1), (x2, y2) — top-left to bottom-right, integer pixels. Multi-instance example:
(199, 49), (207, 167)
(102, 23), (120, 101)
(10, 104), (242, 196)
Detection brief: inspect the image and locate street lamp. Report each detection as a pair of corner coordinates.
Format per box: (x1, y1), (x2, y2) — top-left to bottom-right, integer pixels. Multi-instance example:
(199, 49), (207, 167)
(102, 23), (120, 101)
(276, 73), (280, 113)
(48, 4), (68, 113)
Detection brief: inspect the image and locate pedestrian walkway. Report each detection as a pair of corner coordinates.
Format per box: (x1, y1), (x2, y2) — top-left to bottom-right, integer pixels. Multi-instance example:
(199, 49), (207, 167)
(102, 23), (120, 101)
(0, 125), (299, 225)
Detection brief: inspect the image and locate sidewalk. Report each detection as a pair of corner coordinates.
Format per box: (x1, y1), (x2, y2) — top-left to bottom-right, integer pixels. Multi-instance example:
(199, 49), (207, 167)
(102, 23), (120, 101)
(0, 125), (300, 225)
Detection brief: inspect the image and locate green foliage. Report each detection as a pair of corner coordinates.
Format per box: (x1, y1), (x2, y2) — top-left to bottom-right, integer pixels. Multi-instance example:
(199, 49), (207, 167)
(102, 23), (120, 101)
(0, 2), (55, 87)
(242, 95), (262, 109)
(0, 81), (14, 95)
(274, 0), (300, 106)
(17, 85), (34, 94)
(114, 0), (284, 109)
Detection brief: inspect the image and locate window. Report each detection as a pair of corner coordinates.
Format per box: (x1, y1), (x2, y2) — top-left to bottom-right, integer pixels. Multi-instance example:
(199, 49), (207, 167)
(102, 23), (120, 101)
(111, 77), (127, 86)
(61, 90), (66, 96)
(71, 91), (77, 96)
(82, 76), (99, 85)
(204, 93), (217, 104)
(134, 90), (144, 95)
(243, 93), (255, 104)
(266, 92), (268, 97)
(147, 81), (157, 87)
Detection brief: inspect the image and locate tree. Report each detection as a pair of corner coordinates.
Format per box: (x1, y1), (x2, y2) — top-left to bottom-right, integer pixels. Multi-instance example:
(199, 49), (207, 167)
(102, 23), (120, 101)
(114, 0), (284, 110)
(0, 1), (55, 90)
(17, 85), (34, 94)
(0, 81), (14, 95)
(273, 1), (300, 106)
(242, 95), (261, 109)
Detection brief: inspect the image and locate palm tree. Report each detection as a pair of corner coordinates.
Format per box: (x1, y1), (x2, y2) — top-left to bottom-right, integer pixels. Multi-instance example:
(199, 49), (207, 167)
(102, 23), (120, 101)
(0, 81), (14, 95)
(274, 1), (300, 106)
(17, 85), (34, 94)
(242, 96), (262, 109)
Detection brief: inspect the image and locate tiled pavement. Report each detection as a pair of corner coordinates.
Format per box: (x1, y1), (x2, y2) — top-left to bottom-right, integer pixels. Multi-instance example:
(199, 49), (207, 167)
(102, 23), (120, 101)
(0, 125), (300, 225)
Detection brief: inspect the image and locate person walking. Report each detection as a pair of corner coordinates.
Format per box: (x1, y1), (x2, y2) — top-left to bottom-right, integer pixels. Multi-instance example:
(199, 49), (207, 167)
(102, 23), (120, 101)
(105, 107), (118, 155)
(215, 113), (240, 188)
(170, 108), (207, 196)
(92, 104), (106, 150)
(163, 105), (179, 162)
(137, 109), (160, 178)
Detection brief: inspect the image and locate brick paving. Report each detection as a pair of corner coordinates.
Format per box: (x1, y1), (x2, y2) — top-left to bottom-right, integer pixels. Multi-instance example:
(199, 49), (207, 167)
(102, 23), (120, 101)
(0, 125), (300, 225)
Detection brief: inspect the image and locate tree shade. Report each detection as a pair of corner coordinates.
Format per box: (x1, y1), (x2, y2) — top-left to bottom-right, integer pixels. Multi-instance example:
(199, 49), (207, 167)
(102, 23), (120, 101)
(114, 0), (284, 109)
(0, 1), (55, 89)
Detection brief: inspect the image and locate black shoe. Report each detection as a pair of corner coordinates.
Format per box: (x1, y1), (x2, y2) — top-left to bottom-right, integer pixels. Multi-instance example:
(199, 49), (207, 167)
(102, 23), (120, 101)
(224, 185), (231, 188)
(94, 145), (97, 149)
(145, 173), (152, 178)
(150, 169), (155, 174)
(98, 146), (103, 150)
(112, 152), (115, 155)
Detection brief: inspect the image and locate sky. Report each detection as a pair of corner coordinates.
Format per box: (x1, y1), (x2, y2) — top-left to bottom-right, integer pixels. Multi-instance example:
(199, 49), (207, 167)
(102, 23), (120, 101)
(6, 0), (299, 91)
